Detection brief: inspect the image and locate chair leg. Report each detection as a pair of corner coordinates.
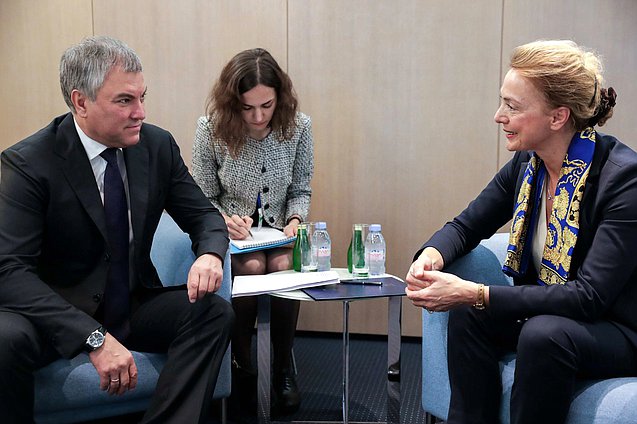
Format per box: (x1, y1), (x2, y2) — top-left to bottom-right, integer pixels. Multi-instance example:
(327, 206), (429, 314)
(425, 411), (440, 424)
(291, 347), (298, 375)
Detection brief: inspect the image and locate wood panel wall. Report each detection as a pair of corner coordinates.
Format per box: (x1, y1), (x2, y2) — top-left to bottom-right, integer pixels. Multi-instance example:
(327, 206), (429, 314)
(2, 0), (636, 337)
(0, 0), (92, 143)
(91, 0), (288, 167)
(497, 0), (637, 168)
(287, 0), (503, 335)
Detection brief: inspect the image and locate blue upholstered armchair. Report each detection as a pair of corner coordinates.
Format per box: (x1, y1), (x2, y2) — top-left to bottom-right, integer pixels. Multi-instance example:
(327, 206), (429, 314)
(33, 213), (232, 424)
(421, 232), (637, 424)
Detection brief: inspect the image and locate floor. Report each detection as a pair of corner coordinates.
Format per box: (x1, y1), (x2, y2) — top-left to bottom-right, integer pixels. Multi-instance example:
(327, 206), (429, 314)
(79, 332), (427, 423)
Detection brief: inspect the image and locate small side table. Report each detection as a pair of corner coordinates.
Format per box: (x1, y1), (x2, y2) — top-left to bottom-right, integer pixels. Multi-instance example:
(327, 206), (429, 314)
(256, 269), (405, 424)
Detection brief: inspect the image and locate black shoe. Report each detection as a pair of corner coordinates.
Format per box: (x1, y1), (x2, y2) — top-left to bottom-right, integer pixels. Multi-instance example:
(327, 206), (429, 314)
(273, 371), (301, 415)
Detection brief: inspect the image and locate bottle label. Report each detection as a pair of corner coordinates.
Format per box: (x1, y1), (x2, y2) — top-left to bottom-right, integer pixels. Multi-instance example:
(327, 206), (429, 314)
(369, 249), (385, 261)
(317, 246), (331, 257)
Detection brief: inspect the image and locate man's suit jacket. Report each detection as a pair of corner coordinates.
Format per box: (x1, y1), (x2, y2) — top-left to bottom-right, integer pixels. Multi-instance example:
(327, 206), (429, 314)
(419, 132), (637, 344)
(0, 113), (228, 358)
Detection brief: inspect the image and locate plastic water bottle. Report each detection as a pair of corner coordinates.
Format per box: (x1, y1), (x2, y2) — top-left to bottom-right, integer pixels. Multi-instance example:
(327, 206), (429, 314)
(365, 224), (386, 276)
(311, 221), (331, 271)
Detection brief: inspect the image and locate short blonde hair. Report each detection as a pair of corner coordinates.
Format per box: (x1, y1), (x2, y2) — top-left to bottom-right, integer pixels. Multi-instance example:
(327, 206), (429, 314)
(510, 40), (614, 130)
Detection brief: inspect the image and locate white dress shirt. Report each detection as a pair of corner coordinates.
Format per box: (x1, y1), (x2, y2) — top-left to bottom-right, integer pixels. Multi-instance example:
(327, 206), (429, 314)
(74, 118), (133, 242)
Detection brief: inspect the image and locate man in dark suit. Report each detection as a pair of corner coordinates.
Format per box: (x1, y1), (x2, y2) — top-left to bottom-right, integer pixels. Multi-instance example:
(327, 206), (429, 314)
(0, 36), (234, 423)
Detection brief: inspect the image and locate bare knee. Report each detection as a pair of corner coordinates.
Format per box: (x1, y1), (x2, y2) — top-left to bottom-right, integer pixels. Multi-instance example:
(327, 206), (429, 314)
(232, 251), (267, 275)
(266, 248), (293, 273)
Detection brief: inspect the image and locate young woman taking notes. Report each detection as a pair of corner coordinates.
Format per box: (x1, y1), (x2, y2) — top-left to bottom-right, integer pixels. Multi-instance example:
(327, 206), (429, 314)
(192, 48), (314, 417)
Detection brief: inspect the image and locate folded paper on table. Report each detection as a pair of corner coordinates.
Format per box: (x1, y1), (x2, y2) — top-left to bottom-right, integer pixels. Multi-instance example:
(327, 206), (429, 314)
(232, 270), (339, 297)
(230, 227), (296, 254)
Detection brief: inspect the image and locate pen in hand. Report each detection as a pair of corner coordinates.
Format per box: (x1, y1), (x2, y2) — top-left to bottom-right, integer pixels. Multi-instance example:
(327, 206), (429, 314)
(244, 218), (254, 239)
(239, 215), (253, 239)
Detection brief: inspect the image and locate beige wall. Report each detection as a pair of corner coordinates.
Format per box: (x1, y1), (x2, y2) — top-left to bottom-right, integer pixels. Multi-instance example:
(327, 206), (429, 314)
(497, 0), (637, 168)
(0, 0), (92, 142)
(91, 0), (288, 167)
(2, 0), (636, 336)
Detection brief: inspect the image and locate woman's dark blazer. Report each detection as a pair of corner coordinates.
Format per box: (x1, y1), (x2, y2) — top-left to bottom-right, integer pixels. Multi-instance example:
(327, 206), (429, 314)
(420, 132), (637, 346)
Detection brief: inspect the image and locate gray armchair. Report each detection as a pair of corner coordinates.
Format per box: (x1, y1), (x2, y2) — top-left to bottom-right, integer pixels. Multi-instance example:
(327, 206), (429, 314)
(34, 212), (232, 423)
(421, 232), (637, 423)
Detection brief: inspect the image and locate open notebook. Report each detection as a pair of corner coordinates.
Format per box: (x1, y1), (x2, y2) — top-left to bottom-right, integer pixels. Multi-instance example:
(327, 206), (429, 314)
(230, 227), (296, 254)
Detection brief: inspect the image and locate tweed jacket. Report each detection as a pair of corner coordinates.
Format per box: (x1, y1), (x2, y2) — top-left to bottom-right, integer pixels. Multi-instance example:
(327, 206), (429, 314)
(192, 112), (313, 229)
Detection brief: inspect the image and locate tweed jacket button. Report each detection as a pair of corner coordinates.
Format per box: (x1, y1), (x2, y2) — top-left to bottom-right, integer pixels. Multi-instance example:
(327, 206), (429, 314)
(269, 217), (275, 223)
(262, 186), (269, 193)
(93, 293), (102, 303)
(264, 203), (270, 210)
(261, 166), (266, 173)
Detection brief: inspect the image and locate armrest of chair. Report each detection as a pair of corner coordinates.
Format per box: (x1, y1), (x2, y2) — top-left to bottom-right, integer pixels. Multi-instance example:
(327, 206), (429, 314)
(151, 212), (232, 302)
(421, 232), (512, 420)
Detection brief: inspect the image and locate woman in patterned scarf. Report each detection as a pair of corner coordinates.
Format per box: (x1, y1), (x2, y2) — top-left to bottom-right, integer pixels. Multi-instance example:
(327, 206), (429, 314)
(192, 48), (313, 417)
(406, 40), (637, 424)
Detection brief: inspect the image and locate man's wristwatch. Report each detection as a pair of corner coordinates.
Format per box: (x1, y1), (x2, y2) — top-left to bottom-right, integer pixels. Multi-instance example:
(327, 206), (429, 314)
(85, 326), (107, 352)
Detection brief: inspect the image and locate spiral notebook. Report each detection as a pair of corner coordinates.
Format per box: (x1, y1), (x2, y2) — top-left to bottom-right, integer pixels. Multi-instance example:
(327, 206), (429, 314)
(230, 227), (296, 254)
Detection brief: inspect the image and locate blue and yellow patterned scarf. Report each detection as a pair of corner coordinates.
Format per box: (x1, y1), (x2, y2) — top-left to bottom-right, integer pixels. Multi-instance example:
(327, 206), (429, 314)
(503, 128), (596, 285)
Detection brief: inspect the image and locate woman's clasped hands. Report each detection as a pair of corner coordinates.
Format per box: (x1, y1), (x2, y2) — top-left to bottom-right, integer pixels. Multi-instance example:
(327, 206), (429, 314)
(405, 248), (481, 313)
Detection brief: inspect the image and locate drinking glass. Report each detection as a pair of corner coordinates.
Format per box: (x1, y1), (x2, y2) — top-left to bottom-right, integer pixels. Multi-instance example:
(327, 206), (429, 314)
(351, 223), (369, 277)
(301, 222), (317, 272)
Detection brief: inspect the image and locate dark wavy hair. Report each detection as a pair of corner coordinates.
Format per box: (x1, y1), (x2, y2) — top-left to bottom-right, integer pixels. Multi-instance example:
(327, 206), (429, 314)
(205, 48), (298, 157)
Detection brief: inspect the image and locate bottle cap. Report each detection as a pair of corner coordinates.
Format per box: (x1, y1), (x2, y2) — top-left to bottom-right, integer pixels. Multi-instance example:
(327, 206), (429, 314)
(315, 221), (327, 230)
(370, 224), (381, 231)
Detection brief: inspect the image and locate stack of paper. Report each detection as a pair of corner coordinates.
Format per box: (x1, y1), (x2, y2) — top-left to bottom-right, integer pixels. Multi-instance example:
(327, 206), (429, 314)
(232, 271), (339, 297)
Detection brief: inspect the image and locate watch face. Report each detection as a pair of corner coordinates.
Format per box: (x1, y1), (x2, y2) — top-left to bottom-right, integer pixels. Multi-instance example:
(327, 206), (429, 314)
(87, 329), (105, 349)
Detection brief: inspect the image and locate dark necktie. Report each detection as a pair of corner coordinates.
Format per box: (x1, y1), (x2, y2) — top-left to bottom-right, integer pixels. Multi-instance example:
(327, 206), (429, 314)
(100, 148), (130, 341)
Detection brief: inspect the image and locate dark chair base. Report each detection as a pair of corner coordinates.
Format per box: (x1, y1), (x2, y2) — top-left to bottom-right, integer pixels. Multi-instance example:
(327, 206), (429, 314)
(425, 412), (443, 424)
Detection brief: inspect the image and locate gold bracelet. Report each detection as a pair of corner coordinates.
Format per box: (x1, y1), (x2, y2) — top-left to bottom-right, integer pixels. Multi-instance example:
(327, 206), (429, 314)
(473, 283), (486, 310)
